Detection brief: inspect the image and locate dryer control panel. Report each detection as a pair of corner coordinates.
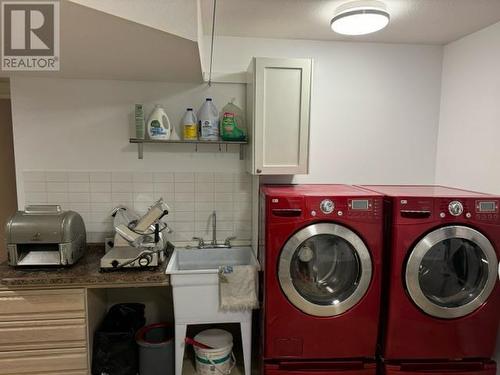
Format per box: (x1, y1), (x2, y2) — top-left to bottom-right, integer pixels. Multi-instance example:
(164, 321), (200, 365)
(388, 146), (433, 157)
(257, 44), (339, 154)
(396, 198), (500, 223)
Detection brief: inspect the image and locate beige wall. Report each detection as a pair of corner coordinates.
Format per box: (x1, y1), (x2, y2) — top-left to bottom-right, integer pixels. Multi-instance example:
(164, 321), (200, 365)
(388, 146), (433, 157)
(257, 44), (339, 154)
(0, 99), (17, 262)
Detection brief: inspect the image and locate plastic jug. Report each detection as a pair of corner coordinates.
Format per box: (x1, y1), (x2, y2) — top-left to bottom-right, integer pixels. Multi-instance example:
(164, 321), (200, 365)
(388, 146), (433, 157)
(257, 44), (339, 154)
(147, 105), (172, 140)
(198, 98), (219, 141)
(220, 99), (246, 141)
(182, 108), (198, 140)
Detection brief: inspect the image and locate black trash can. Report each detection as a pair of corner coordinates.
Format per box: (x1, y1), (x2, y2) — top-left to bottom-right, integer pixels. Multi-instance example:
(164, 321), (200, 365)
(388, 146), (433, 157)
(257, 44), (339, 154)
(92, 303), (146, 375)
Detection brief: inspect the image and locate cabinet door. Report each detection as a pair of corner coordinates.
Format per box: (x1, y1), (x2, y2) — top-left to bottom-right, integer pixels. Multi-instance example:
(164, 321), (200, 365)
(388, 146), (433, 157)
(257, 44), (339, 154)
(0, 348), (88, 374)
(0, 318), (87, 351)
(0, 289), (85, 321)
(249, 57), (312, 175)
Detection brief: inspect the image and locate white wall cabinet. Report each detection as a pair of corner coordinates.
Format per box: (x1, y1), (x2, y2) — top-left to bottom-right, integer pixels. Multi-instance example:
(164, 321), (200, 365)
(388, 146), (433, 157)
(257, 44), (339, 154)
(246, 57), (312, 175)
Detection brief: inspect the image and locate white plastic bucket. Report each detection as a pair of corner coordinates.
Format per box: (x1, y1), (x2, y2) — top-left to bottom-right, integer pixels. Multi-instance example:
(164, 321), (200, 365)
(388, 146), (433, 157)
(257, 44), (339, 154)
(194, 329), (235, 375)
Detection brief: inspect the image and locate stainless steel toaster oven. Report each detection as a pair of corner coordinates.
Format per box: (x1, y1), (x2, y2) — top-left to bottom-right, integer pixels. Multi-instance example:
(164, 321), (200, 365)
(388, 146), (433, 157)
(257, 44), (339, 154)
(5, 205), (86, 266)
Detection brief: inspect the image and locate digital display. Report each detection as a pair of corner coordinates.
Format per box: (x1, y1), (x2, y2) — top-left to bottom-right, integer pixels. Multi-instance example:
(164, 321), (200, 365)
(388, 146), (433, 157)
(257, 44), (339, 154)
(352, 200), (369, 210)
(479, 201), (497, 212)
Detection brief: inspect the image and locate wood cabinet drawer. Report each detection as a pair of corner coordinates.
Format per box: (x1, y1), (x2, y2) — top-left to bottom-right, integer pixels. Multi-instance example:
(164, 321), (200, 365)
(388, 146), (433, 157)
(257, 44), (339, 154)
(0, 289), (85, 321)
(0, 348), (88, 374)
(0, 318), (87, 351)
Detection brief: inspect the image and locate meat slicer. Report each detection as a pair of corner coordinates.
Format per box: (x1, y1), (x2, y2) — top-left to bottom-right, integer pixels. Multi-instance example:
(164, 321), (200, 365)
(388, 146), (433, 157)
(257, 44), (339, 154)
(100, 198), (172, 270)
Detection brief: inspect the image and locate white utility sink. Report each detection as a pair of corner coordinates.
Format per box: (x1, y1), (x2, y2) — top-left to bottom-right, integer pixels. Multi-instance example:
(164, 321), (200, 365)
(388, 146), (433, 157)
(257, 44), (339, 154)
(165, 246), (259, 323)
(166, 246), (259, 375)
(166, 246), (259, 274)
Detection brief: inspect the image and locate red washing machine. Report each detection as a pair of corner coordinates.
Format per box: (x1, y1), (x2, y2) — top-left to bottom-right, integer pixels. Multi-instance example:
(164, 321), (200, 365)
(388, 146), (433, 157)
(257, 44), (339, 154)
(260, 185), (384, 375)
(361, 185), (500, 375)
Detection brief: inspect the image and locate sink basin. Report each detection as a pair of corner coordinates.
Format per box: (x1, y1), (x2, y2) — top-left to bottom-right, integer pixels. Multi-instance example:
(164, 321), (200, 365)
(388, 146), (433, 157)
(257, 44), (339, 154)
(165, 246), (260, 324)
(166, 246), (259, 274)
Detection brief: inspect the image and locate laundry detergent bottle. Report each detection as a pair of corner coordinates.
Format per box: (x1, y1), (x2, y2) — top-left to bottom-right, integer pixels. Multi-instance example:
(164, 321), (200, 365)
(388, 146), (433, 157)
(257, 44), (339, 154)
(147, 104), (172, 140)
(198, 98), (219, 141)
(221, 99), (246, 141)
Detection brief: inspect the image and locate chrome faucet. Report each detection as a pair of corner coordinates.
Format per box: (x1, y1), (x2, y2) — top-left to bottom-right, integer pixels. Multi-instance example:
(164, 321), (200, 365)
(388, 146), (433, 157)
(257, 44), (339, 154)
(192, 211), (236, 249)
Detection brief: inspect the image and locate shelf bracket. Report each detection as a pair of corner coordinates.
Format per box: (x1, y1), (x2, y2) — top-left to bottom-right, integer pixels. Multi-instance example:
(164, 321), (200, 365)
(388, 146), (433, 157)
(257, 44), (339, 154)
(138, 143), (144, 159)
(239, 145), (245, 160)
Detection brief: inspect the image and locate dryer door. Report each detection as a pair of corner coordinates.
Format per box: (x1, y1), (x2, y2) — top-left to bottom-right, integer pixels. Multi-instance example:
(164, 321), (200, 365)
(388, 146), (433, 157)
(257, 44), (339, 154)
(405, 225), (498, 319)
(278, 222), (372, 317)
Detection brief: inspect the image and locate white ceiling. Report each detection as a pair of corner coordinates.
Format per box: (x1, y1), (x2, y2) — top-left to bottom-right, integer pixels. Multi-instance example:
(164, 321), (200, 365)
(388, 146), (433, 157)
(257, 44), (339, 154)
(1, 1), (203, 82)
(201, 0), (500, 45)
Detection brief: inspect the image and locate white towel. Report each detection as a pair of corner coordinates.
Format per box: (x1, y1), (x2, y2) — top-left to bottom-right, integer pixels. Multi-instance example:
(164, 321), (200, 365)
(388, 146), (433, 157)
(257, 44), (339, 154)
(219, 265), (259, 311)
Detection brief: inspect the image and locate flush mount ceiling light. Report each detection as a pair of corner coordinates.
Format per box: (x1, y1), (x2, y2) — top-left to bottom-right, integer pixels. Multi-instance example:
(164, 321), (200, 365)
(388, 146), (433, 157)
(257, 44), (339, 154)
(331, 0), (390, 36)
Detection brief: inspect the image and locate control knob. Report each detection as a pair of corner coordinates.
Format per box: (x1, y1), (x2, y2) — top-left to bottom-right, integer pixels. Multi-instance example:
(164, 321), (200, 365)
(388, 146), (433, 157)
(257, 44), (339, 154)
(448, 201), (464, 217)
(139, 255), (152, 267)
(320, 199), (335, 214)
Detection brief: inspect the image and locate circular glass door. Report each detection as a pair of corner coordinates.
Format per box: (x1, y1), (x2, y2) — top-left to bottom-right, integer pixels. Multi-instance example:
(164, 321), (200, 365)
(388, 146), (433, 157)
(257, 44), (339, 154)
(406, 225), (498, 319)
(278, 223), (372, 317)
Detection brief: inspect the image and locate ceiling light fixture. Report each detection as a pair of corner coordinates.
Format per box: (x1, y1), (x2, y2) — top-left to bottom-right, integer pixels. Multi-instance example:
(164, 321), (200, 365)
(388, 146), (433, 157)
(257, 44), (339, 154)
(331, 0), (390, 36)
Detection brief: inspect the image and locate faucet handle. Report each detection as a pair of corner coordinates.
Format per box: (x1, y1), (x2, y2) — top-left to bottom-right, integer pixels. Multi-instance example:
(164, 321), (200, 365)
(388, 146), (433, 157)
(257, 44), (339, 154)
(224, 236), (237, 247)
(192, 237), (205, 248)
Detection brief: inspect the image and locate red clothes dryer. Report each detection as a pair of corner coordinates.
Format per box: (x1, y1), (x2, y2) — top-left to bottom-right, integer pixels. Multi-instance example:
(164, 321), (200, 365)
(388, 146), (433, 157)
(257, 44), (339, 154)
(361, 185), (500, 361)
(383, 361), (497, 375)
(260, 185), (384, 375)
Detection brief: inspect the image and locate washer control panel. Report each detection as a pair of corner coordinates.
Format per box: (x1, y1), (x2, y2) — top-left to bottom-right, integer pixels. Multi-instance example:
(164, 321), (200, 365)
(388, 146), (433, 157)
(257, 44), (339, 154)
(306, 197), (380, 220)
(320, 199), (334, 214)
(475, 200), (499, 221)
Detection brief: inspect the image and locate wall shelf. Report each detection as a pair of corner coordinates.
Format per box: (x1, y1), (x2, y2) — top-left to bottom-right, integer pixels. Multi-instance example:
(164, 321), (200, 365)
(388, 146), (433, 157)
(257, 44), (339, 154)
(129, 138), (248, 160)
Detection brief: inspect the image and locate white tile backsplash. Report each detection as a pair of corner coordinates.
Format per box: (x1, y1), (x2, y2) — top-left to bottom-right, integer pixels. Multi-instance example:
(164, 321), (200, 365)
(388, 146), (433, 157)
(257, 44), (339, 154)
(195, 173), (214, 183)
(153, 182), (174, 192)
(68, 192), (90, 203)
(25, 191), (47, 203)
(24, 182), (46, 192)
(173, 172), (194, 183)
(133, 172), (153, 182)
(89, 172), (112, 182)
(174, 182), (195, 193)
(214, 173), (234, 183)
(68, 172), (90, 182)
(22, 170), (253, 245)
(90, 183), (111, 193)
(47, 182), (68, 192)
(111, 172), (133, 182)
(47, 192), (68, 203)
(23, 171), (45, 182)
(153, 172), (174, 183)
(133, 182), (154, 193)
(68, 182), (90, 192)
(112, 182), (133, 193)
(45, 171), (68, 182)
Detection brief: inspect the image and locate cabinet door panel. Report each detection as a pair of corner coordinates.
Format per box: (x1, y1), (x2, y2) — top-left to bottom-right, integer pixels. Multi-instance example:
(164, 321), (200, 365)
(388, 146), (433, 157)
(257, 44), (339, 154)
(263, 67), (302, 166)
(0, 318), (87, 351)
(0, 348), (88, 374)
(0, 289), (85, 321)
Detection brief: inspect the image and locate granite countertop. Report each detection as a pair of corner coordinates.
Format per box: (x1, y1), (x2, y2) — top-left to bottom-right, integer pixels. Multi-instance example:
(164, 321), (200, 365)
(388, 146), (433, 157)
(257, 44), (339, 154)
(0, 245), (169, 288)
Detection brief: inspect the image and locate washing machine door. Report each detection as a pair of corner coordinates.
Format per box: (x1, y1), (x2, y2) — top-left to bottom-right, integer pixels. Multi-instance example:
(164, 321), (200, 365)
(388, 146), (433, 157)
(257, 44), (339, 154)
(278, 222), (372, 317)
(406, 225), (498, 319)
